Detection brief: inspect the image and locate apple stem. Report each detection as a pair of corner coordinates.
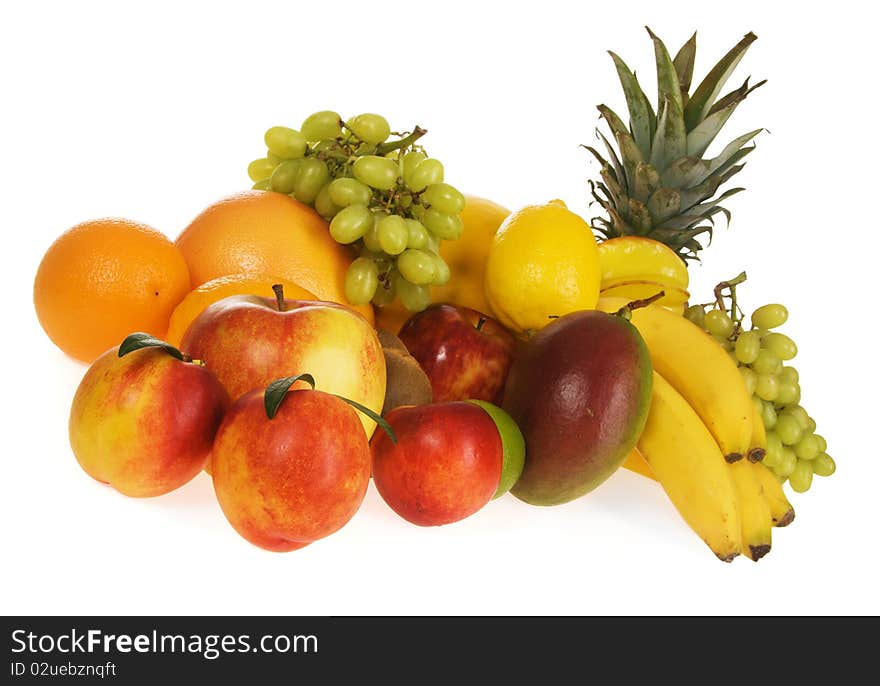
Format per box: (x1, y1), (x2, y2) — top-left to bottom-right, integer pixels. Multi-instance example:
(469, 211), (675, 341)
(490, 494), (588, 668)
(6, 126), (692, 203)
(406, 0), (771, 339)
(614, 291), (665, 321)
(476, 316), (487, 332)
(272, 284), (286, 312)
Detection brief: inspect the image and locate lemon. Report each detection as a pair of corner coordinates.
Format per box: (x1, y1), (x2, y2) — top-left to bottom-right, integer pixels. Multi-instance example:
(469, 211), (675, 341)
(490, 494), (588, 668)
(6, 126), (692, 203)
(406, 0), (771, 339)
(485, 200), (601, 334)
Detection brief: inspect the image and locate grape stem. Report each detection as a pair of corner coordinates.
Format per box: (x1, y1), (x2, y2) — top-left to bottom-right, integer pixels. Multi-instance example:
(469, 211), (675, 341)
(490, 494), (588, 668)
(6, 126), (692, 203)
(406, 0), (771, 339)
(375, 126), (427, 156)
(614, 290), (665, 320)
(712, 271), (747, 335)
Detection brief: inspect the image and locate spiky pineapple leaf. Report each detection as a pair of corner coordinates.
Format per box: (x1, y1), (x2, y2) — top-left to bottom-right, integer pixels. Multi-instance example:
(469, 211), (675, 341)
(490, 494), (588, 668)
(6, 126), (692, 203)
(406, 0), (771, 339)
(614, 130), (645, 197)
(597, 104), (630, 142)
(633, 162), (661, 203)
(632, 72), (657, 147)
(609, 51), (655, 159)
(705, 129), (762, 175)
(673, 32), (698, 105)
(661, 187), (744, 226)
(686, 98), (747, 157)
(707, 77), (766, 118)
(628, 199), (653, 234)
(684, 32), (758, 130)
(646, 27), (684, 116)
(597, 129), (627, 191)
(647, 187), (682, 223)
(650, 96), (687, 172)
(660, 155), (710, 189)
(680, 164), (744, 210)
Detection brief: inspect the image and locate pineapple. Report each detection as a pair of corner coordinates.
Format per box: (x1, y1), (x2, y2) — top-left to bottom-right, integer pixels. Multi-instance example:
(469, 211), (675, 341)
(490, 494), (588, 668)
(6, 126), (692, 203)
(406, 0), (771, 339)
(587, 28), (765, 260)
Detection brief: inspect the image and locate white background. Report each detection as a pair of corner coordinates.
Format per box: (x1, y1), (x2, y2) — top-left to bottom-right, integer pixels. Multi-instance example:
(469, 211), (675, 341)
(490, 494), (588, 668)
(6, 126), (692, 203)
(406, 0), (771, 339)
(2, 0), (877, 616)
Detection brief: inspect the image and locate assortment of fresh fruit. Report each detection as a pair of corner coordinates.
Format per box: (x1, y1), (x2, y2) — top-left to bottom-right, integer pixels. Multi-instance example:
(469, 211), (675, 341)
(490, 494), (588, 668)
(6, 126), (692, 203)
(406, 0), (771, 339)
(247, 112), (465, 314)
(32, 27), (835, 562)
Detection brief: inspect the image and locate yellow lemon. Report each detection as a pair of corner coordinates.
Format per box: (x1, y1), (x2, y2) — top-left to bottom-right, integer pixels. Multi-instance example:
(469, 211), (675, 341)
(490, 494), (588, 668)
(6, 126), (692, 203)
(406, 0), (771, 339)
(485, 200), (601, 334)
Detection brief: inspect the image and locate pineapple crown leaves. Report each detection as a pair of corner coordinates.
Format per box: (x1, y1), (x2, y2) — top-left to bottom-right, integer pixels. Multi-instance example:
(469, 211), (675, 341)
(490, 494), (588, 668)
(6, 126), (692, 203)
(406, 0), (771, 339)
(586, 27), (766, 261)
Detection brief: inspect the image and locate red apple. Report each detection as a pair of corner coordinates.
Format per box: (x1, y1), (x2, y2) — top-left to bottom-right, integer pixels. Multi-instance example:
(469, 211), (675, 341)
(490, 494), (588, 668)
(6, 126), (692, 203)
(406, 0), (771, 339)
(181, 286), (385, 438)
(398, 304), (516, 404)
(370, 402), (503, 526)
(69, 334), (229, 497)
(211, 377), (372, 552)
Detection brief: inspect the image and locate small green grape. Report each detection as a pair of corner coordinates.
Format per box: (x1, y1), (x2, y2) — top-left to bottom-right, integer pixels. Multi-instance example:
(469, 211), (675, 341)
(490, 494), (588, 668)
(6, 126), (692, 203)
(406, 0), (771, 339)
(402, 151), (426, 177)
(301, 110), (342, 141)
(396, 249), (436, 285)
(292, 158), (329, 204)
(248, 158), (276, 182)
(763, 332), (798, 361)
(371, 271), (397, 307)
(314, 183), (341, 220)
(761, 400), (777, 430)
(328, 178), (372, 207)
(774, 447), (797, 478)
(269, 159), (302, 194)
(405, 219), (430, 249)
(804, 415), (816, 433)
(352, 155), (400, 190)
(812, 453), (836, 477)
(739, 367), (757, 396)
(704, 309), (734, 338)
(684, 305), (705, 328)
(422, 183), (466, 215)
(329, 204), (373, 244)
(422, 209), (463, 240)
(377, 215), (408, 256)
(794, 434), (821, 461)
(779, 366), (799, 385)
(395, 274), (431, 312)
(814, 434), (827, 453)
(362, 218), (383, 253)
(346, 113), (391, 145)
(405, 158), (444, 191)
(751, 304), (788, 330)
(265, 126), (307, 159)
(782, 406), (810, 430)
(755, 374), (779, 402)
(344, 257), (379, 305)
(775, 381), (800, 406)
(775, 414), (803, 446)
(752, 348), (782, 375)
(788, 460), (813, 493)
(735, 330), (761, 364)
(430, 253), (451, 286)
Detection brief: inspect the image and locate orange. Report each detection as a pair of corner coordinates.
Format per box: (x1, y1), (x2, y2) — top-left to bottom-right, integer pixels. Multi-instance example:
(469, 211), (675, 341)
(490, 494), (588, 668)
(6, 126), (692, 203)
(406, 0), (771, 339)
(166, 273), (317, 347)
(33, 218), (191, 363)
(374, 195), (509, 335)
(175, 190), (373, 324)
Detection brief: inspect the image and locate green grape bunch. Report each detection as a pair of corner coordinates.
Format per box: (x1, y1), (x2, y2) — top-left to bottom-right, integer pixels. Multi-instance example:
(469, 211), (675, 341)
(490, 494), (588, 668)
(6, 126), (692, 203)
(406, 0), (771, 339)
(684, 273), (835, 494)
(247, 111), (465, 313)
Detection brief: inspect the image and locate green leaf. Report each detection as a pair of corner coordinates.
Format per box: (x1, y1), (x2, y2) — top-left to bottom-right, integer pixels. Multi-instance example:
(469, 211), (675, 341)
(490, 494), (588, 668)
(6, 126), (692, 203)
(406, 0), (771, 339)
(597, 129), (627, 194)
(609, 51), (654, 159)
(660, 155), (709, 189)
(686, 101), (739, 158)
(597, 104), (630, 142)
(627, 199), (653, 235)
(705, 129), (762, 175)
(647, 187), (682, 223)
(633, 162), (660, 203)
(706, 78), (766, 118)
(646, 27), (684, 117)
(673, 32), (698, 102)
(615, 130), (645, 198)
(118, 332), (185, 361)
(649, 96), (686, 172)
(334, 395), (397, 445)
(264, 374), (316, 419)
(684, 32), (758, 130)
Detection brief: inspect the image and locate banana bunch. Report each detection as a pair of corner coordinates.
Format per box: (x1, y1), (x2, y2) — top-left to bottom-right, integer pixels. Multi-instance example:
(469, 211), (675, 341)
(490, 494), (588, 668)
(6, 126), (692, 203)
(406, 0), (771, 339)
(599, 297), (795, 562)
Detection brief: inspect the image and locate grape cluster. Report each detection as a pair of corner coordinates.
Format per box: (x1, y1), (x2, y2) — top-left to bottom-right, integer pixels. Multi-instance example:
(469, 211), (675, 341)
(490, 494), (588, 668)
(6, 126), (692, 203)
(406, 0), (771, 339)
(247, 112), (465, 312)
(685, 278), (835, 494)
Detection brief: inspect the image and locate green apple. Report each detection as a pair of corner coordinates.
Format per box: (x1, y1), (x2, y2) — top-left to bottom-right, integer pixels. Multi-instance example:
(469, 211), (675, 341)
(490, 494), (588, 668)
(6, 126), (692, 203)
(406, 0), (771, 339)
(467, 400), (526, 498)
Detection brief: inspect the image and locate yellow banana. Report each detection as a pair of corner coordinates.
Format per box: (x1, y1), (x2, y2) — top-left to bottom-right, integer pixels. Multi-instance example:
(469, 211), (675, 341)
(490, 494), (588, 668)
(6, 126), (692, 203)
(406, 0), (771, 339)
(748, 400), (767, 462)
(622, 446), (654, 479)
(747, 399), (795, 527)
(728, 460), (772, 561)
(752, 464), (795, 527)
(598, 296), (753, 462)
(636, 371), (741, 562)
